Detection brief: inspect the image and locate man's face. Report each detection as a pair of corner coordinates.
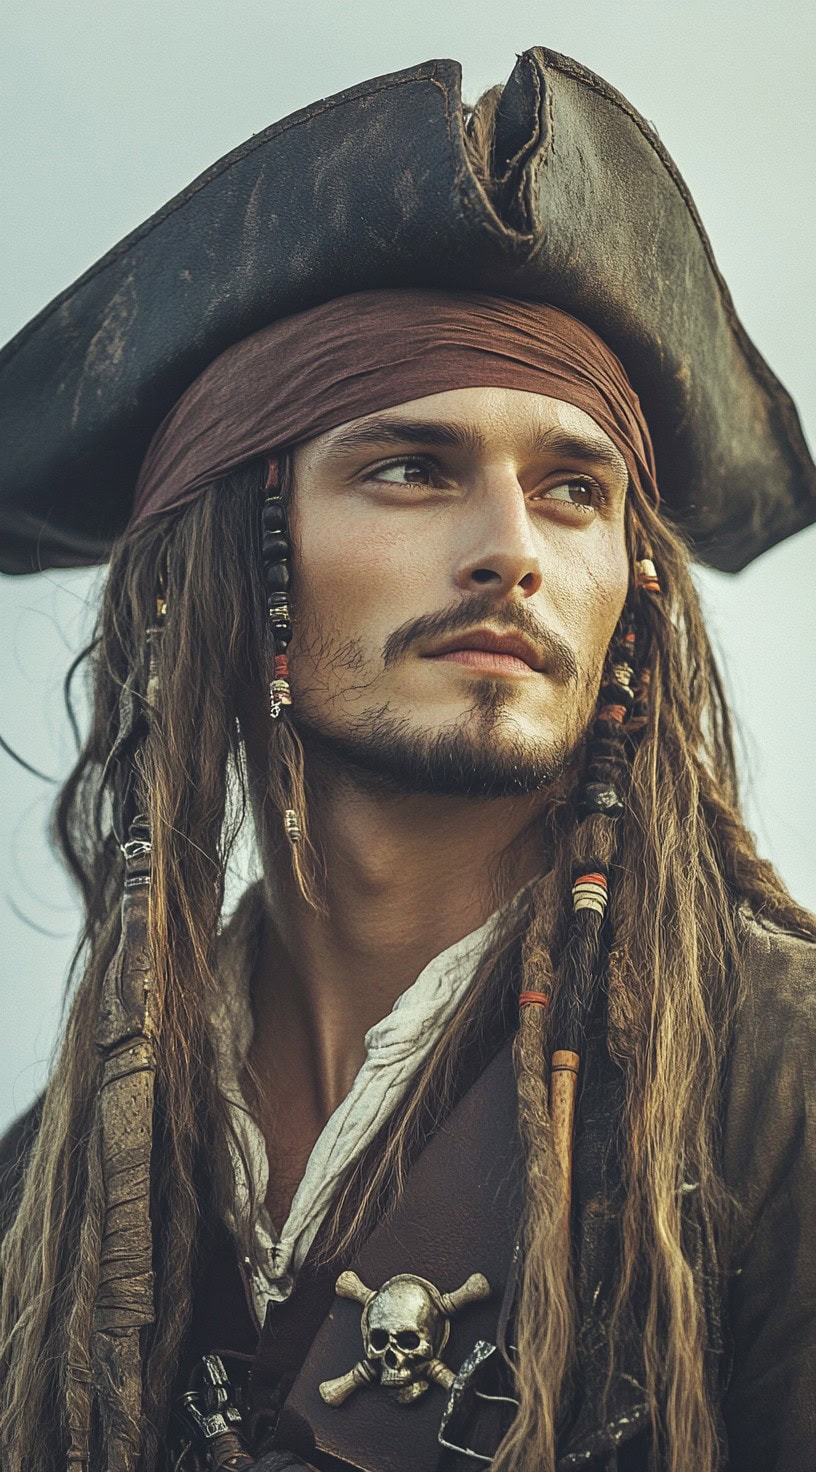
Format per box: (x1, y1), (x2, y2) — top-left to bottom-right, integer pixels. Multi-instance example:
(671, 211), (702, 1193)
(287, 387), (630, 797)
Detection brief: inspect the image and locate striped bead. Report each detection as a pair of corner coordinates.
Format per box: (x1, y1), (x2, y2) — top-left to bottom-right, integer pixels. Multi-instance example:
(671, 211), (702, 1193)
(284, 809), (302, 844)
(571, 870), (609, 917)
(271, 677), (292, 706)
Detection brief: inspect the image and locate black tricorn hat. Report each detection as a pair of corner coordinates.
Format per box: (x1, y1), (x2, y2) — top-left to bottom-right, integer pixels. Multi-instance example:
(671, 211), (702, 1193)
(1, 48), (814, 575)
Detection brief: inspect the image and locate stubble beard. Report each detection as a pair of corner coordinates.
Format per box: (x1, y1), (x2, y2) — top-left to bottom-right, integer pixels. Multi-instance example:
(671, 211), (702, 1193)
(290, 592), (595, 799)
(295, 678), (587, 799)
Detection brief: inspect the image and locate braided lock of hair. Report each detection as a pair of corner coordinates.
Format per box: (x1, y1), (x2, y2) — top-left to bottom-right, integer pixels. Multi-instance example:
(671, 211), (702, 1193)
(529, 553), (660, 1208)
(260, 459), (320, 904)
(261, 460), (294, 721)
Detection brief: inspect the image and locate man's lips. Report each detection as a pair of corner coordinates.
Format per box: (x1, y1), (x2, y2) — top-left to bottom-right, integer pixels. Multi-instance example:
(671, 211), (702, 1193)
(423, 629), (545, 675)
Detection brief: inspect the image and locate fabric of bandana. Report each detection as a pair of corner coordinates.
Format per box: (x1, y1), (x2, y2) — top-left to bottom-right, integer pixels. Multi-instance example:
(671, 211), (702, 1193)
(131, 288), (659, 526)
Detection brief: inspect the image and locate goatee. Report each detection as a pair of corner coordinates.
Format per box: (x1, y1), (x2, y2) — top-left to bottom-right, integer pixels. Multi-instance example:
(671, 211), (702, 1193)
(296, 684), (575, 798)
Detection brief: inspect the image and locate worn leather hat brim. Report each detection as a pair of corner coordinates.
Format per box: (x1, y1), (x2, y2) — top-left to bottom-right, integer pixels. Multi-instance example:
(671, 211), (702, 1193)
(1, 48), (814, 575)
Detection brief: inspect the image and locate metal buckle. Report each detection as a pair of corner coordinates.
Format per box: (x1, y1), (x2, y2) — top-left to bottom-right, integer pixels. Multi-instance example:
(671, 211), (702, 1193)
(174, 1354), (252, 1469)
(437, 1340), (519, 1464)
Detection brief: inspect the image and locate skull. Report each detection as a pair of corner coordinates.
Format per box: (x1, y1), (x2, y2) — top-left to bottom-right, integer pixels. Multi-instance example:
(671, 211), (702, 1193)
(363, 1276), (447, 1403)
(319, 1268), (492, 1409)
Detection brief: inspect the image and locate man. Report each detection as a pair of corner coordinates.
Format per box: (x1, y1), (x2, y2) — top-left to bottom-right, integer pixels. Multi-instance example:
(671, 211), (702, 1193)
(0, 48), (815, 1472)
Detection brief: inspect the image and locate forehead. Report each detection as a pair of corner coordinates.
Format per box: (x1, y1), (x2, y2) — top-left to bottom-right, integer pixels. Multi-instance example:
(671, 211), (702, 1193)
(300, 386), (628, 479)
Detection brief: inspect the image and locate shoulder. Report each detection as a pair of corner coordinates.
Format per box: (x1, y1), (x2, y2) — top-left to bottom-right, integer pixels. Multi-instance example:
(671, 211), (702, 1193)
(721, 909), (816, 1232)
(0, 1095), (43, 1234)
(737, 905), (816, 1010)
(728, 907), (816, 1078)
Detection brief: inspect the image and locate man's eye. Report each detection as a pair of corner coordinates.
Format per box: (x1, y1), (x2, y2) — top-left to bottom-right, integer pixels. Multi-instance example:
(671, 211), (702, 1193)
(540, 478), (601, 510)
(368, 457), (439, 486)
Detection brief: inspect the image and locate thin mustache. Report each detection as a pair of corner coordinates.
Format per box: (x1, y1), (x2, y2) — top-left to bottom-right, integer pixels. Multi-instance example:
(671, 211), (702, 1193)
(383, 595), (579, 685)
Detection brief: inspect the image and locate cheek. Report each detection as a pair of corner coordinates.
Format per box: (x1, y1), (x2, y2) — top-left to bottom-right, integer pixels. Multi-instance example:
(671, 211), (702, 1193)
(290, 503), (439, 658)
(546, 531), (629, 676)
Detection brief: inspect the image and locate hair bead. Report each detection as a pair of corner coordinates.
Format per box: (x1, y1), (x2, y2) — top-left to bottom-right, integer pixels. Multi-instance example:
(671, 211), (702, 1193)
(264, 560), (290, 592)
(580, 781), (625, 819)
(571, 868), (609, 917)
(262, 531), (290, 562)
(268, 592), (292, 645)
(519, 990), (551, 1010)
(603, 679), (635, 708)
(270, 652), (292, 709)
(636, 556), (661, 594)
(261, 497), (286, 531)
(283, 808), (302, 844)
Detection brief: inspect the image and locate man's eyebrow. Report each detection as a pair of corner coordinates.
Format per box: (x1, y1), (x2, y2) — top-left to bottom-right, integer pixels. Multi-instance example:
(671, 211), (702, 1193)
(324, 416), (486, 455)
(530, 430), (628, 478)
(323, 415), (628, 478)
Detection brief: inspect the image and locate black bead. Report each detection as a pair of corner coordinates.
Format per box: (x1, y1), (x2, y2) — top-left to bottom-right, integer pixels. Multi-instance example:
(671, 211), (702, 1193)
(262, 497), (286, 532)
(600, 680), (635, 709)
(264, 561), (290, 592)
(262, 532), (289, 563)
(268, 613), (293, 643)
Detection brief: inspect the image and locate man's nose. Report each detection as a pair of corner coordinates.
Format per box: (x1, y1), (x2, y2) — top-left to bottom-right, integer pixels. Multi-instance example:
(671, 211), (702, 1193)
(453, 479), (543, 597)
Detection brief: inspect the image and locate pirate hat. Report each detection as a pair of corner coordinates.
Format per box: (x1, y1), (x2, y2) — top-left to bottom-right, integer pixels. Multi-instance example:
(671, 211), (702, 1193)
(1, 47), (814, 575)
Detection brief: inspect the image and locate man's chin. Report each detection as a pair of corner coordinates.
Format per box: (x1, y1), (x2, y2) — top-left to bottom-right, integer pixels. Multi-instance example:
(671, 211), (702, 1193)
(295, 710), (573, 799)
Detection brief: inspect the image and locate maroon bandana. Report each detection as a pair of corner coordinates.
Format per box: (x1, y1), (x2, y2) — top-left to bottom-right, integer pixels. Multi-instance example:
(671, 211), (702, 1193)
(131, 288), (659, 526)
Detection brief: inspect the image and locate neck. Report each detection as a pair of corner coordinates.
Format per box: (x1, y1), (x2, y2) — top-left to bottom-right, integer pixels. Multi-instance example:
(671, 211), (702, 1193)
(247, 750), (549, 1127)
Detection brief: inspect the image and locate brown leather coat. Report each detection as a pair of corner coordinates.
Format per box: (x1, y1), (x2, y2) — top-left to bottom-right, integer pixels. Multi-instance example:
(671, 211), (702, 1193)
(1, 911), (814, 1470)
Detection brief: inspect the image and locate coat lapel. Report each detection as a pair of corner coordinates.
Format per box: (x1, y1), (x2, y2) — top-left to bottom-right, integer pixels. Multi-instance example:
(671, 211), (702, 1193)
(273, 1042), (523, 1471)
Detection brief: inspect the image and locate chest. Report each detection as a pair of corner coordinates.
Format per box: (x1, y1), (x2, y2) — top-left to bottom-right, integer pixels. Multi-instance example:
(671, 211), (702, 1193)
(240, 1063), (324, 1230)
(179, 1039), (679, 1472)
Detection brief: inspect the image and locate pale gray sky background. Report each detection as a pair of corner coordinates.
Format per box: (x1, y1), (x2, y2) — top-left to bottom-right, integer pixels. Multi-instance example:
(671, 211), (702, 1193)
(1, 0), (814, 1132)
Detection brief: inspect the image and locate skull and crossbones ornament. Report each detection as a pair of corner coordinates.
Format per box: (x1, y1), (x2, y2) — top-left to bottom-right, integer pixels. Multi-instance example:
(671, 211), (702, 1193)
(319, 1269), (491, 1407)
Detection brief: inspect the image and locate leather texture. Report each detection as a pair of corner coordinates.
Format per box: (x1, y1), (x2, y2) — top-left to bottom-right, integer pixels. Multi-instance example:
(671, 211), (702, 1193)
(1, 50), (814, 574)
(273, 1043), (524, 1472)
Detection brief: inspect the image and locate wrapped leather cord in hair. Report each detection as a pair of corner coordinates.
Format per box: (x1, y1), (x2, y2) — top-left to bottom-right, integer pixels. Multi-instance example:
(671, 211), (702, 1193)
(74, 603), (167, 1472)
(89, 815), (157, 1471)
